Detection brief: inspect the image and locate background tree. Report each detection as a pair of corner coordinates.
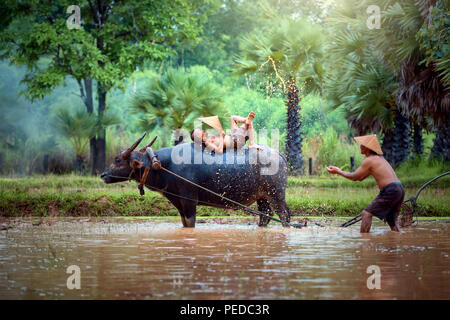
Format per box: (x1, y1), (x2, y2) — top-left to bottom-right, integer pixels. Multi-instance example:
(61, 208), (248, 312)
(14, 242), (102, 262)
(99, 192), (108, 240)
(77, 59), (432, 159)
(369, 0), (449, 161)
(0, 0), (206, 174)
(178, 0), (324, 71)
(52, 106), (118, 173)
(323, 1), (407, 166)
(323, 0), (448, 166)
(412, 0), (449, 161)
(0, 60), (61, 174)
(0, 0), (447, 177)
(130, 66), (226, 145)
(235, 18), (324, 174)
(179, 0), (266, 72)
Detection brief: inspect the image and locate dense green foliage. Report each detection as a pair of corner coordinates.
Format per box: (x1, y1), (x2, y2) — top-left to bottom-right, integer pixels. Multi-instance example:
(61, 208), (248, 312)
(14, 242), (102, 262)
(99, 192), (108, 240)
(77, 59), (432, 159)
(130, 66), (226, 144)
(0, 0), (448, 178)
(0, 0), (209, 173)
(416, 2), (450, 86)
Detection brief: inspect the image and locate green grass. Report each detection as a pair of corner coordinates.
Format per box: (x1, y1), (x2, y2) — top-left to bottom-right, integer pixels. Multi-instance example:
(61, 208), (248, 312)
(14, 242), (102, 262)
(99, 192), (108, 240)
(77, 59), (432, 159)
(289, 158), (449, 188)
(0, 172), (449, 218)
(286, 185), (449, 217)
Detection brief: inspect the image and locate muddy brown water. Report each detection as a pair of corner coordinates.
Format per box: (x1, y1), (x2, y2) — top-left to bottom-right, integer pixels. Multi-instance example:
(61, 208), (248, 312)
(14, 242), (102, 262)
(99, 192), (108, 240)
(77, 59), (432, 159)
(0, 218), (449, 299)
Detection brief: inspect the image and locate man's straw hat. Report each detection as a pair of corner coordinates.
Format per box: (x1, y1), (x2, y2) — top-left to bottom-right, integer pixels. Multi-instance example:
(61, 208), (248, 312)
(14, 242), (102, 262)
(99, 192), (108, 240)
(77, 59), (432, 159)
(198, 115), (223, 132)
(354, 134), (383, 155)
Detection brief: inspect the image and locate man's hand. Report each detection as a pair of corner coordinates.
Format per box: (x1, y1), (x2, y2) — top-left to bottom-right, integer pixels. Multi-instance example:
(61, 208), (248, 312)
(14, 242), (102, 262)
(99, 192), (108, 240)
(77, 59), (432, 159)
(327, 159), (371, 182)
(327, 166), (341, 175)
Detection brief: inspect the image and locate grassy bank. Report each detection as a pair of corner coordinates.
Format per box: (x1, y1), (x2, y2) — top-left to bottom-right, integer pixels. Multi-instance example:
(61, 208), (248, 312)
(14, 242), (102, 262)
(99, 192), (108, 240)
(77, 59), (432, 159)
(0, 173), (449, 218)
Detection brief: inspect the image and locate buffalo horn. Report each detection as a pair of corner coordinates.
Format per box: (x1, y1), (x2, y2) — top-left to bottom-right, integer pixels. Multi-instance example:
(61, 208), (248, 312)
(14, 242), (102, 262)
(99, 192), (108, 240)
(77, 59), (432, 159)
(121, 133), (147, 159)
(139, 136), (158, 152)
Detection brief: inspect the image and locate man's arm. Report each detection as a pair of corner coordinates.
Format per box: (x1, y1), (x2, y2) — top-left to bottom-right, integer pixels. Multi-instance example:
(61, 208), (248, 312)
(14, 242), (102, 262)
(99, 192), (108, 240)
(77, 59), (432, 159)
(327, 159), (371, 181)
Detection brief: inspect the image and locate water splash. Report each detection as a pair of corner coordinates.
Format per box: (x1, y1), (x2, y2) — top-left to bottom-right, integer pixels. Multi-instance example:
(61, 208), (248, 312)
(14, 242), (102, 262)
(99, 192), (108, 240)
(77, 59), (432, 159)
(258, 56), (287, 94)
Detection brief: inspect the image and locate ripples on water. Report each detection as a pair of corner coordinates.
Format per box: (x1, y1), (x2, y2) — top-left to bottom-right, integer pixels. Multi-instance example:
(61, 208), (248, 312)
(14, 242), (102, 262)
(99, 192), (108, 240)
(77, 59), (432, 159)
(0, 219), (448, 299)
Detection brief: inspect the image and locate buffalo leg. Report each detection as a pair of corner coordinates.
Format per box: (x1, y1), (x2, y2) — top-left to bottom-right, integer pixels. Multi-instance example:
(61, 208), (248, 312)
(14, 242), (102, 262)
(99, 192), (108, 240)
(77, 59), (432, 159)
(257, 198), (273, 227)
(180, 200), (197, 228)
(184, 215), (196, 228)
(269, 199), (291, 227)
(165, 195), (190, 227)
(167, 191), (197, 228)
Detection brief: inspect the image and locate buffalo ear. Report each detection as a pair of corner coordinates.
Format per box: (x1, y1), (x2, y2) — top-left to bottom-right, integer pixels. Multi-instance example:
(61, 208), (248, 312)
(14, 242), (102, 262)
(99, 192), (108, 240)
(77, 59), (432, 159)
(130, 160), (144, 169)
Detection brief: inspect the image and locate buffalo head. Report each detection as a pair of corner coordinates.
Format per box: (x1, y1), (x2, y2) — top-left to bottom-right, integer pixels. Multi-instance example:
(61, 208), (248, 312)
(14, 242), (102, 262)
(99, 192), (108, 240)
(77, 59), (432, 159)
(101, 133), (157, 183)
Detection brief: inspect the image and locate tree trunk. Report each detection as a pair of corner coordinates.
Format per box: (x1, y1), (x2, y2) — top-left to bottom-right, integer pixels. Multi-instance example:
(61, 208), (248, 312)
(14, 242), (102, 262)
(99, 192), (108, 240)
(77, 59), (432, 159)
(430, 117), (450, 162)
(28, 153), (40, 176)
(382, 128), (395, 165)
(160, 128), (169, 147)
(83, 78), (98, 175)
(43, 154), (49, 175)
(90, 138), (97, 174)
(94, 85), (107, 175)
(412, 122), (423, 158)
(94, 25), (107, 176)
(382, 110), (410, 167)
(75, 154), (86, 175)
(177, 48), (184, 68)
(0, 152), (3, 174)
(285, 78), (303, 175)
(393, 110), (410, 166)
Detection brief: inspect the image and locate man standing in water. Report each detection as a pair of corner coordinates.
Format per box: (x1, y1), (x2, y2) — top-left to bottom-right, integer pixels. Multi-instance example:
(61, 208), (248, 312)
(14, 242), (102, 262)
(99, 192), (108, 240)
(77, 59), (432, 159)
(326, 135), (404, 233)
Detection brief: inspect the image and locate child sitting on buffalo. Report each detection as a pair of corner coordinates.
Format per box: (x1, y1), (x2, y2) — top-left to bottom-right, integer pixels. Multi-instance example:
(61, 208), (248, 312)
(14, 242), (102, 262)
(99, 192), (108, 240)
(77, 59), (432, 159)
(191, 112), (262, 154)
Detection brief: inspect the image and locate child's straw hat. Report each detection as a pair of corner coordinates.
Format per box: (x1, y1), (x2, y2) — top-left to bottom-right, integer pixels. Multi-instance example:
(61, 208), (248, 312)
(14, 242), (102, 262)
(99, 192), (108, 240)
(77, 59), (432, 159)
(198, 116), (223, 132)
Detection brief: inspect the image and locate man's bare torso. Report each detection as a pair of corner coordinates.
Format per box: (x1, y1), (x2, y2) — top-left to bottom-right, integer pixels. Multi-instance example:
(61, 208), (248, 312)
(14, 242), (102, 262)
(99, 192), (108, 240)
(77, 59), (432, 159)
(364, 155), (400, 189)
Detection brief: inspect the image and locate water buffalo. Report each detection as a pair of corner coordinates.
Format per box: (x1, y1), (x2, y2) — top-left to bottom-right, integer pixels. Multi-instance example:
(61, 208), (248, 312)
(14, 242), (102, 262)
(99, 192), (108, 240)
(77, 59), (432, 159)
(101, 134), (291, 228)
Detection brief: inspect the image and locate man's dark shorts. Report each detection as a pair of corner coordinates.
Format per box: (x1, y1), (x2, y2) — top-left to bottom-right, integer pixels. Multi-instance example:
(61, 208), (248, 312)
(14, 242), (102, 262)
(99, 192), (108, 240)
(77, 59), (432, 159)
(365, 182), (405, 223)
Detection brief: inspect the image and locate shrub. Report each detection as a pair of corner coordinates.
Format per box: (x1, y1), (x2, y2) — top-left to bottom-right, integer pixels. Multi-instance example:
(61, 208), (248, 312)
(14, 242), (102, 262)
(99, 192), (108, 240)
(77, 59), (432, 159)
(303, 127), (363, 174)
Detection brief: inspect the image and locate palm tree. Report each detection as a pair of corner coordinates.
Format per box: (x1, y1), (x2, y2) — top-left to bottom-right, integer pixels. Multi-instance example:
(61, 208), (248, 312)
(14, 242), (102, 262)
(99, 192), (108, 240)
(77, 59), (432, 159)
(235, 18), (324, 175)
(324, 0), (449, 165)
(325, 0), (447, 165)
(370, 0), (449, 161)
(430, 117), (450, 161)
(130, 67), (226, 145)
(53, 107), (118, 174)
(324, 1), (411, 166)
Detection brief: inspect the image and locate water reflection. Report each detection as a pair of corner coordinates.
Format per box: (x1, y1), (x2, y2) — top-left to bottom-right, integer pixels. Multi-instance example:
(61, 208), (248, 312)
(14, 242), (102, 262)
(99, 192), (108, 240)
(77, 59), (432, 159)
(0, 219), (448, 299)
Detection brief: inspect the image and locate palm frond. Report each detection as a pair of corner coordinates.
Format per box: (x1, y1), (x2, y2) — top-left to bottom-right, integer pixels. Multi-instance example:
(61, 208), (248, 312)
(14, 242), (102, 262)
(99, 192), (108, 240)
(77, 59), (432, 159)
(235, 17), (324, 94)
(130, 67), (226, 133)
(435, 54), (450, 86)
